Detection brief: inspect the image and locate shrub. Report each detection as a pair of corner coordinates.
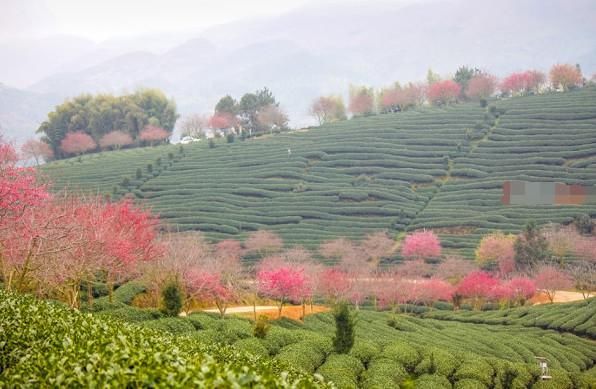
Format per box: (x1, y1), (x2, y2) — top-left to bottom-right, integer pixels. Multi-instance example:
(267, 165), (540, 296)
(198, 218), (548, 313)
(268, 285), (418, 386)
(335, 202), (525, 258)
(233, 337), (269, 358)
(381, 341), (420, 371)
(161, 281), (183, 317)
(414, 374), (452, 388)
(254, 315), (271, 339)
(275, 337), (331, 373)
(140, 317), (196, 335)
(208, 139), (215, 148)
(361, 357), (408, 388)
(227, 133), (235, 143)
(187, 312), (218, 330)
(349, 340), (380, 365)
(112, 281), (147, 304)
(0, 291), (327, 387)
(94, 306), (163, 322)
(316, 354), (364, 389)
(454, 379), (487, 389)
(333, 303), (355, 354)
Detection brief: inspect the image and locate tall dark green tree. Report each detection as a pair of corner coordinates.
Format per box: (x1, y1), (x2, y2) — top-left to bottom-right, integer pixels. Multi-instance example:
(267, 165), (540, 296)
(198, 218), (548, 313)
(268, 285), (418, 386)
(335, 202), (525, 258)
(453, 66), (481, 98)
(215, 95), (238, 116)
(332, 302), (355, 354)
(514, 221), (551, 269)
(238, 87), (278, 135)
(161, 281), (183, 317)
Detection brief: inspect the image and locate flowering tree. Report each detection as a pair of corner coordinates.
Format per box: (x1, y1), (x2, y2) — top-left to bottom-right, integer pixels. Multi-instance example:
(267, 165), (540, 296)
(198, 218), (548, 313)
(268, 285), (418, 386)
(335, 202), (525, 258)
(257, 262), (306, 318)
(550, 64), (583, 90)
(99, 130), (133, 150)
(505, 277), (536, 306)
(180, 114), (209, 138)
(417, 278), (454, 307)
(185, 270), (234, 317)
(401, 230), (441, 261)
(360, 231), (395, 269)
(395, 259), (434, 279)
(60, 131), (97, 156)
(466, 74), (497, 100)
(209, 112), (237, 130)
(456, 271), (499, 310)
(244, 230), (283, 256)
(534, 265), (573, 303)
(348, 85), (375, 116)
(21, 139), (54, 165)
(139, 125), (170, 146)
(318, 267), (352, 304)
(310, 95), (347, 125)
(475, 232), (516, 274)
(427, 80), (460, 105)
(500, 70), (545, 96)
(567, 261), (595, 299)
(257, 104), (288, 133)
(435, 255), (478, 283)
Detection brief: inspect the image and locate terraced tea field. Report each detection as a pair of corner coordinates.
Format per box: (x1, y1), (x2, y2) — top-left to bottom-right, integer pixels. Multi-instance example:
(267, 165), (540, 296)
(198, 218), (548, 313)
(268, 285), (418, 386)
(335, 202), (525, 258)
(43, 87), (596, 254)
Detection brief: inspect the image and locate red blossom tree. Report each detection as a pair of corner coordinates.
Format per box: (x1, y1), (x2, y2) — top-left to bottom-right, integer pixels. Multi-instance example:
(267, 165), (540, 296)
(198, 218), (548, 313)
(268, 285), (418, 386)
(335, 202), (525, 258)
(395, 259), (434, 279)
(418, 278), (454, 307)
(257, 262), (306, 317)
(550, 64), (583, 90)
(500, 70), (545, 96)
(466, 74), (497, 100)
(139, 125), (170, 146)
(456, 271), (499, 310)
(401, 230), (442, 260)
(99, 130), (133, 150)
(534, 265), (573, 303)
(21, 139), (54, 165)
(60, 131), (97, 156)
(427, 80), (460, 105)
(209, 112), (237, 130)
(505, 277), (536, 306)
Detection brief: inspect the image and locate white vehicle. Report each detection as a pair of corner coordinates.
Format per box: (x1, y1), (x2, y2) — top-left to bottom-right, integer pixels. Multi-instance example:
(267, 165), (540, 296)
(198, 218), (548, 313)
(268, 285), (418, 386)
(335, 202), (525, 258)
(180, 136), (201, 144)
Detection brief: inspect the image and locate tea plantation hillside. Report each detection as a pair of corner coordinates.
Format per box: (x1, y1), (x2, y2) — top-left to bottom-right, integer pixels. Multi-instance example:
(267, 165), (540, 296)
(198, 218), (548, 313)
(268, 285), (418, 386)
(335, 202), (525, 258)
(42, 87), (596, 253)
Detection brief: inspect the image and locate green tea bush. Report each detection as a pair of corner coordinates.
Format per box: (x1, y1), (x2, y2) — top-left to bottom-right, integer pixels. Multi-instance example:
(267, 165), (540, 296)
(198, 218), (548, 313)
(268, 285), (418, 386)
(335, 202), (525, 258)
(233, 337), (269, 358)
(186, 312), (218, 330)
(275, 337), (332, 374)
(453, 358), (494, 386)
(414, 374), (452, 388)
(140, 317), (196, 335)
(454, 378), (488, 389)
(0, 290), (329, 387)
(316, 354), (364, 389)
(360, 357), (408, 388)
(349, 340), (381, 365)
(94, 306), (163, 322)
(381, 341), (420, 371)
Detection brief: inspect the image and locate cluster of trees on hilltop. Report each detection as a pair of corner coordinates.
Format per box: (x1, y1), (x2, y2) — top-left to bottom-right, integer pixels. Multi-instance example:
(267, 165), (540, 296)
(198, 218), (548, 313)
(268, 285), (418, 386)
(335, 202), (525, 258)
(36, 89), (178, 160)
(310, 63), (594, 124)
(179, 87), (288, 141)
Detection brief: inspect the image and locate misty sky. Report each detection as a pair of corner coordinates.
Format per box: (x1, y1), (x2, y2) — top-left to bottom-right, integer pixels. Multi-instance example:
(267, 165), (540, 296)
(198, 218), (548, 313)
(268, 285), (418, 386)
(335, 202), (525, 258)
(2, 0), (401, 42)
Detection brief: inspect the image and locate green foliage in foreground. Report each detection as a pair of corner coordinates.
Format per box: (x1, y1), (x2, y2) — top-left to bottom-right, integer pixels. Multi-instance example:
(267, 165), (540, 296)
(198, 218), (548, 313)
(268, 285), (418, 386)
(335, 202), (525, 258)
(0, 291), (328, 388)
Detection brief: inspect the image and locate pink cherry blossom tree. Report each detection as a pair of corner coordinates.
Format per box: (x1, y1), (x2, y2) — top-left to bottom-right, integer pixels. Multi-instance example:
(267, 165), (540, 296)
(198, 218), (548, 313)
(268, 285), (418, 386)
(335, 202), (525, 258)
(456, 271), (499, 310)
(60, 131), (97, 156)
(401, 230), (442, 261)
(534, 265), (573, 303)
(257, 262), (306, 318)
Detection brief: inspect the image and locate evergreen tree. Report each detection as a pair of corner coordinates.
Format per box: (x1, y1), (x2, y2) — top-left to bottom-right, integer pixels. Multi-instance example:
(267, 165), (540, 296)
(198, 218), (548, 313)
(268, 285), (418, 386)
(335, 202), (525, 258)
(161, 281), (183, 317)
(332, 302), (355, 354)
(514, 221), (550, 269)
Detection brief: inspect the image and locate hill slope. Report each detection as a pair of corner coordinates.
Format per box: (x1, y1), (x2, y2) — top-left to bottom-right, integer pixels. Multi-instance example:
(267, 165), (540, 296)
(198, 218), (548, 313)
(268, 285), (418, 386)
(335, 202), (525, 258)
(42, 88), (596, 254)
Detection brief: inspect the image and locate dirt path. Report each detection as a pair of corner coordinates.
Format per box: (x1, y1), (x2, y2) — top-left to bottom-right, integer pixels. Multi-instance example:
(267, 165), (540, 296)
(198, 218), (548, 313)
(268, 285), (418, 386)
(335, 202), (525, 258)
(531, 290), (591, 304)
(202, 305), (330, 320)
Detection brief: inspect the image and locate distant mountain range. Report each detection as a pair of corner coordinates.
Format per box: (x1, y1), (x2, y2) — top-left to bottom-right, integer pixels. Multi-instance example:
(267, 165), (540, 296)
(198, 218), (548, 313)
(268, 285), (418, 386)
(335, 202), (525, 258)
(2, 0), (596, 143)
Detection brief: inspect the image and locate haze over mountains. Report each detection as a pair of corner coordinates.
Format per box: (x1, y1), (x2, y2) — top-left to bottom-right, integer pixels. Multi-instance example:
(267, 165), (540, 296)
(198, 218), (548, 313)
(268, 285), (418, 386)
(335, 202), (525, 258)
(1, 0), (596, 143)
